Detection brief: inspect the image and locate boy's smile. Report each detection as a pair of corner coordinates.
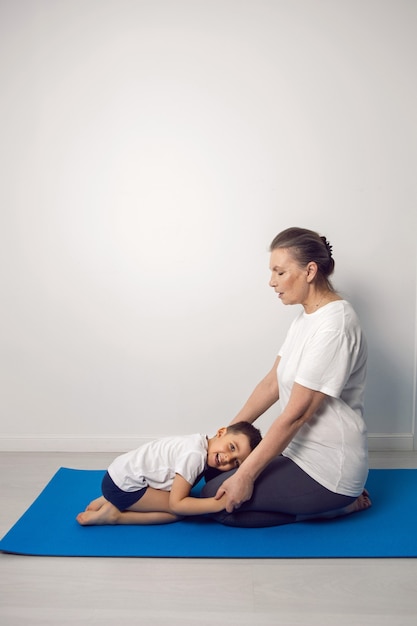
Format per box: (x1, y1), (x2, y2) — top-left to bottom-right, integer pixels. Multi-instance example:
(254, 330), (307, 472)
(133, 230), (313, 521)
(207, 428), (252, 472)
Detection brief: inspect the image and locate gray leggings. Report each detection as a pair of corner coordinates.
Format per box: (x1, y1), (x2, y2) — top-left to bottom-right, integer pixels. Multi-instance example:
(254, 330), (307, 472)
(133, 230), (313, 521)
(201, 455), (356, 527)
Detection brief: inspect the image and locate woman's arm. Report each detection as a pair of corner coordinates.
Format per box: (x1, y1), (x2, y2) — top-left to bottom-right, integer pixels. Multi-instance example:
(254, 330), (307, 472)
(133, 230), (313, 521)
(230, 356), (280, 425)
(217, 382), (327, 512)
(169, 474), (227, 516)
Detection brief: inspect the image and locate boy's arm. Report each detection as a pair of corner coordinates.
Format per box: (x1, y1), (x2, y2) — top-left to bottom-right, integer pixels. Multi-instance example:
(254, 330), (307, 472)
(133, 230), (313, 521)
(169, 473), (226, 516)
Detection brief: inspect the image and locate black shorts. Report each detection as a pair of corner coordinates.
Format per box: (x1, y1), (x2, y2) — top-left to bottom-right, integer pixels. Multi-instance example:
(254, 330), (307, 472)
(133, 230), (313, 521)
(101, 471), (147, 511)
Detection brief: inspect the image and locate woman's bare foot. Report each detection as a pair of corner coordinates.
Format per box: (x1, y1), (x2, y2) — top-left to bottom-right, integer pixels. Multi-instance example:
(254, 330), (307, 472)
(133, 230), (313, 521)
(297, 490), (372, 522)
(76, 500), (121, 526)
(343, 489), (372, 515)
(319, 489), (372, 519)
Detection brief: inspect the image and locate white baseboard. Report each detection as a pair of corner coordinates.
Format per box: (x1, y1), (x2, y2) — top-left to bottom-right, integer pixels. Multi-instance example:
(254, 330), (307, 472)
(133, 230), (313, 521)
(0, 433), (415, 452)
(0, 435), (154, 453)
(367, 433), (414, 451)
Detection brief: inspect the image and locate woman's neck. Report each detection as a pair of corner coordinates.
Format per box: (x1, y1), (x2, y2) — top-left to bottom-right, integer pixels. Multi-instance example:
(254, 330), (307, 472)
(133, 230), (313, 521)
(303, 290), (341, 314)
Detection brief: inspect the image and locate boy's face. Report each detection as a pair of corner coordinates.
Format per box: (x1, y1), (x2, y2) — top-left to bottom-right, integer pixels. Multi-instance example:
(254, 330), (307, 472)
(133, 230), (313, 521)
(206, 428), (252, 472)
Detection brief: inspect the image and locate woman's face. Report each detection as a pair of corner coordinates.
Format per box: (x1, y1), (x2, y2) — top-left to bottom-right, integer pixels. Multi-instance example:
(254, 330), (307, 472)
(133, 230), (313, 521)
(269, 247), (310, 306)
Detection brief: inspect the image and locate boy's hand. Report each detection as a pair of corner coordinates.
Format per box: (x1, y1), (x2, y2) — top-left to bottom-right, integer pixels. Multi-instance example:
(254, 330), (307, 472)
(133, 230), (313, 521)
(212, 492), (228, 512)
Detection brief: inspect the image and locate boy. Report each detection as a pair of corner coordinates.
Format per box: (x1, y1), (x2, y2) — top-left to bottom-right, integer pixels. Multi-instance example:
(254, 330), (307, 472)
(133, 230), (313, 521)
(76, 422), (261, 525)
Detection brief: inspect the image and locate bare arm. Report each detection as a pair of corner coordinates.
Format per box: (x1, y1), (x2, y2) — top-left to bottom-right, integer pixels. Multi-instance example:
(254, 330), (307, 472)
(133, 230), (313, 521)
(217, 382), (327, 512)
(230, 356), (280, 425)
(169, 473), (227, 516)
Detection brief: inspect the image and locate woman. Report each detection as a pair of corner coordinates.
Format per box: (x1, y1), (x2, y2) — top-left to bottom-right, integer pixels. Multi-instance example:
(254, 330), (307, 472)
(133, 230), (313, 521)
(202, 227), (371, 527)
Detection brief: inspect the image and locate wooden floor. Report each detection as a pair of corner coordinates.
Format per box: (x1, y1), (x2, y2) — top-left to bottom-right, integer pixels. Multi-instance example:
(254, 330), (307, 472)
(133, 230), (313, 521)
(1, 450), (417, 626)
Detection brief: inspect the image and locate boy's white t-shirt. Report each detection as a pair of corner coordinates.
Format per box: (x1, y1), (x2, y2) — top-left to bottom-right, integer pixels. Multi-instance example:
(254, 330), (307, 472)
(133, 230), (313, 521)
(108, 433), (208, 492)
(278, 300), (368, 497)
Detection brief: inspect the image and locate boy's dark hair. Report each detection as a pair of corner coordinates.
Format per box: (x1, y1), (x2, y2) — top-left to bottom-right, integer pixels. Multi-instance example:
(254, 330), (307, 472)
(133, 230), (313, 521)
(204, 421), (262, 483)
(226, 421), (262, 451)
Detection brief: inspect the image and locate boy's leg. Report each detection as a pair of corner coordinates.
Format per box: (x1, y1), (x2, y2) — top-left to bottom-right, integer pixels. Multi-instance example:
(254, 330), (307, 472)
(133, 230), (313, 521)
(119, 487), (182, 524)
(108, 510), (180, 525)
(77, 488), (181, 526)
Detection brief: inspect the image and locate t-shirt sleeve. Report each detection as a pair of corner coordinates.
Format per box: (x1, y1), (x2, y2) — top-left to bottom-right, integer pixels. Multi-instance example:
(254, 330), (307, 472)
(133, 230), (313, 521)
(174, 450), (206, 486)
(278, 316), (298, 357)
(295, 329), (356, 398)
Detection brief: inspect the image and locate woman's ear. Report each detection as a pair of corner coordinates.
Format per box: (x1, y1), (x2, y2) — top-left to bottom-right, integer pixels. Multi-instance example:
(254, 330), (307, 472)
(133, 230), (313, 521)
(306, 262), (318, 283)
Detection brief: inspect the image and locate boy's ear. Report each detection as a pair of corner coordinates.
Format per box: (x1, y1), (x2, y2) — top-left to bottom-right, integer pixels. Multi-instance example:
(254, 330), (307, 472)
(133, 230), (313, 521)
(216, 427), (227, 438)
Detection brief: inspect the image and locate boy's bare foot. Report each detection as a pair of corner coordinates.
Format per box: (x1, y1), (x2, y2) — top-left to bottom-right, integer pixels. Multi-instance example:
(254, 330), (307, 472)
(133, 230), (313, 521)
(85, 496), (106, 512)
(76, 500), (120, 526)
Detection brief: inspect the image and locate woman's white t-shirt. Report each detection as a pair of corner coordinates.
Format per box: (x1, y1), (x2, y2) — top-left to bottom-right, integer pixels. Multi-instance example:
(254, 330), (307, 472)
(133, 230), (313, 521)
(278, 300), (368, 497)
(108, 433), (208, 492)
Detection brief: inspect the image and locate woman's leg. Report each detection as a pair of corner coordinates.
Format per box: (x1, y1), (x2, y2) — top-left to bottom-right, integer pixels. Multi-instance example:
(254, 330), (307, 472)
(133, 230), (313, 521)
(201, 456), (368, 527)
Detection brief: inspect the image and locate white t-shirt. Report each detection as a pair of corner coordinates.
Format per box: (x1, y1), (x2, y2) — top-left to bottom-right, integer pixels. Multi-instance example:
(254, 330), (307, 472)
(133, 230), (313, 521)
(278, 300), (368, 497)
(107, 433), (208, 492)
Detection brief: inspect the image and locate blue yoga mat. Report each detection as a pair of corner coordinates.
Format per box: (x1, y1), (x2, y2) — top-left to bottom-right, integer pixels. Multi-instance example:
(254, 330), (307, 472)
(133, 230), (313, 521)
(1, 467), (416, 558)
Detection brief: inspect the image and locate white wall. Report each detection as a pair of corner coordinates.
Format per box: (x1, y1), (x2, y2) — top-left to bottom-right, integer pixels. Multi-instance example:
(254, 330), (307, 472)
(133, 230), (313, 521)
(1, 0), (416, 451)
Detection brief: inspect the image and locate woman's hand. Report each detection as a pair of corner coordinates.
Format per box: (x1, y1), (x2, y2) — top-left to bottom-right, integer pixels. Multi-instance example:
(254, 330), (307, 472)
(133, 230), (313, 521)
(214, 470), (254, 513)
(213, 384), (327, 515)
